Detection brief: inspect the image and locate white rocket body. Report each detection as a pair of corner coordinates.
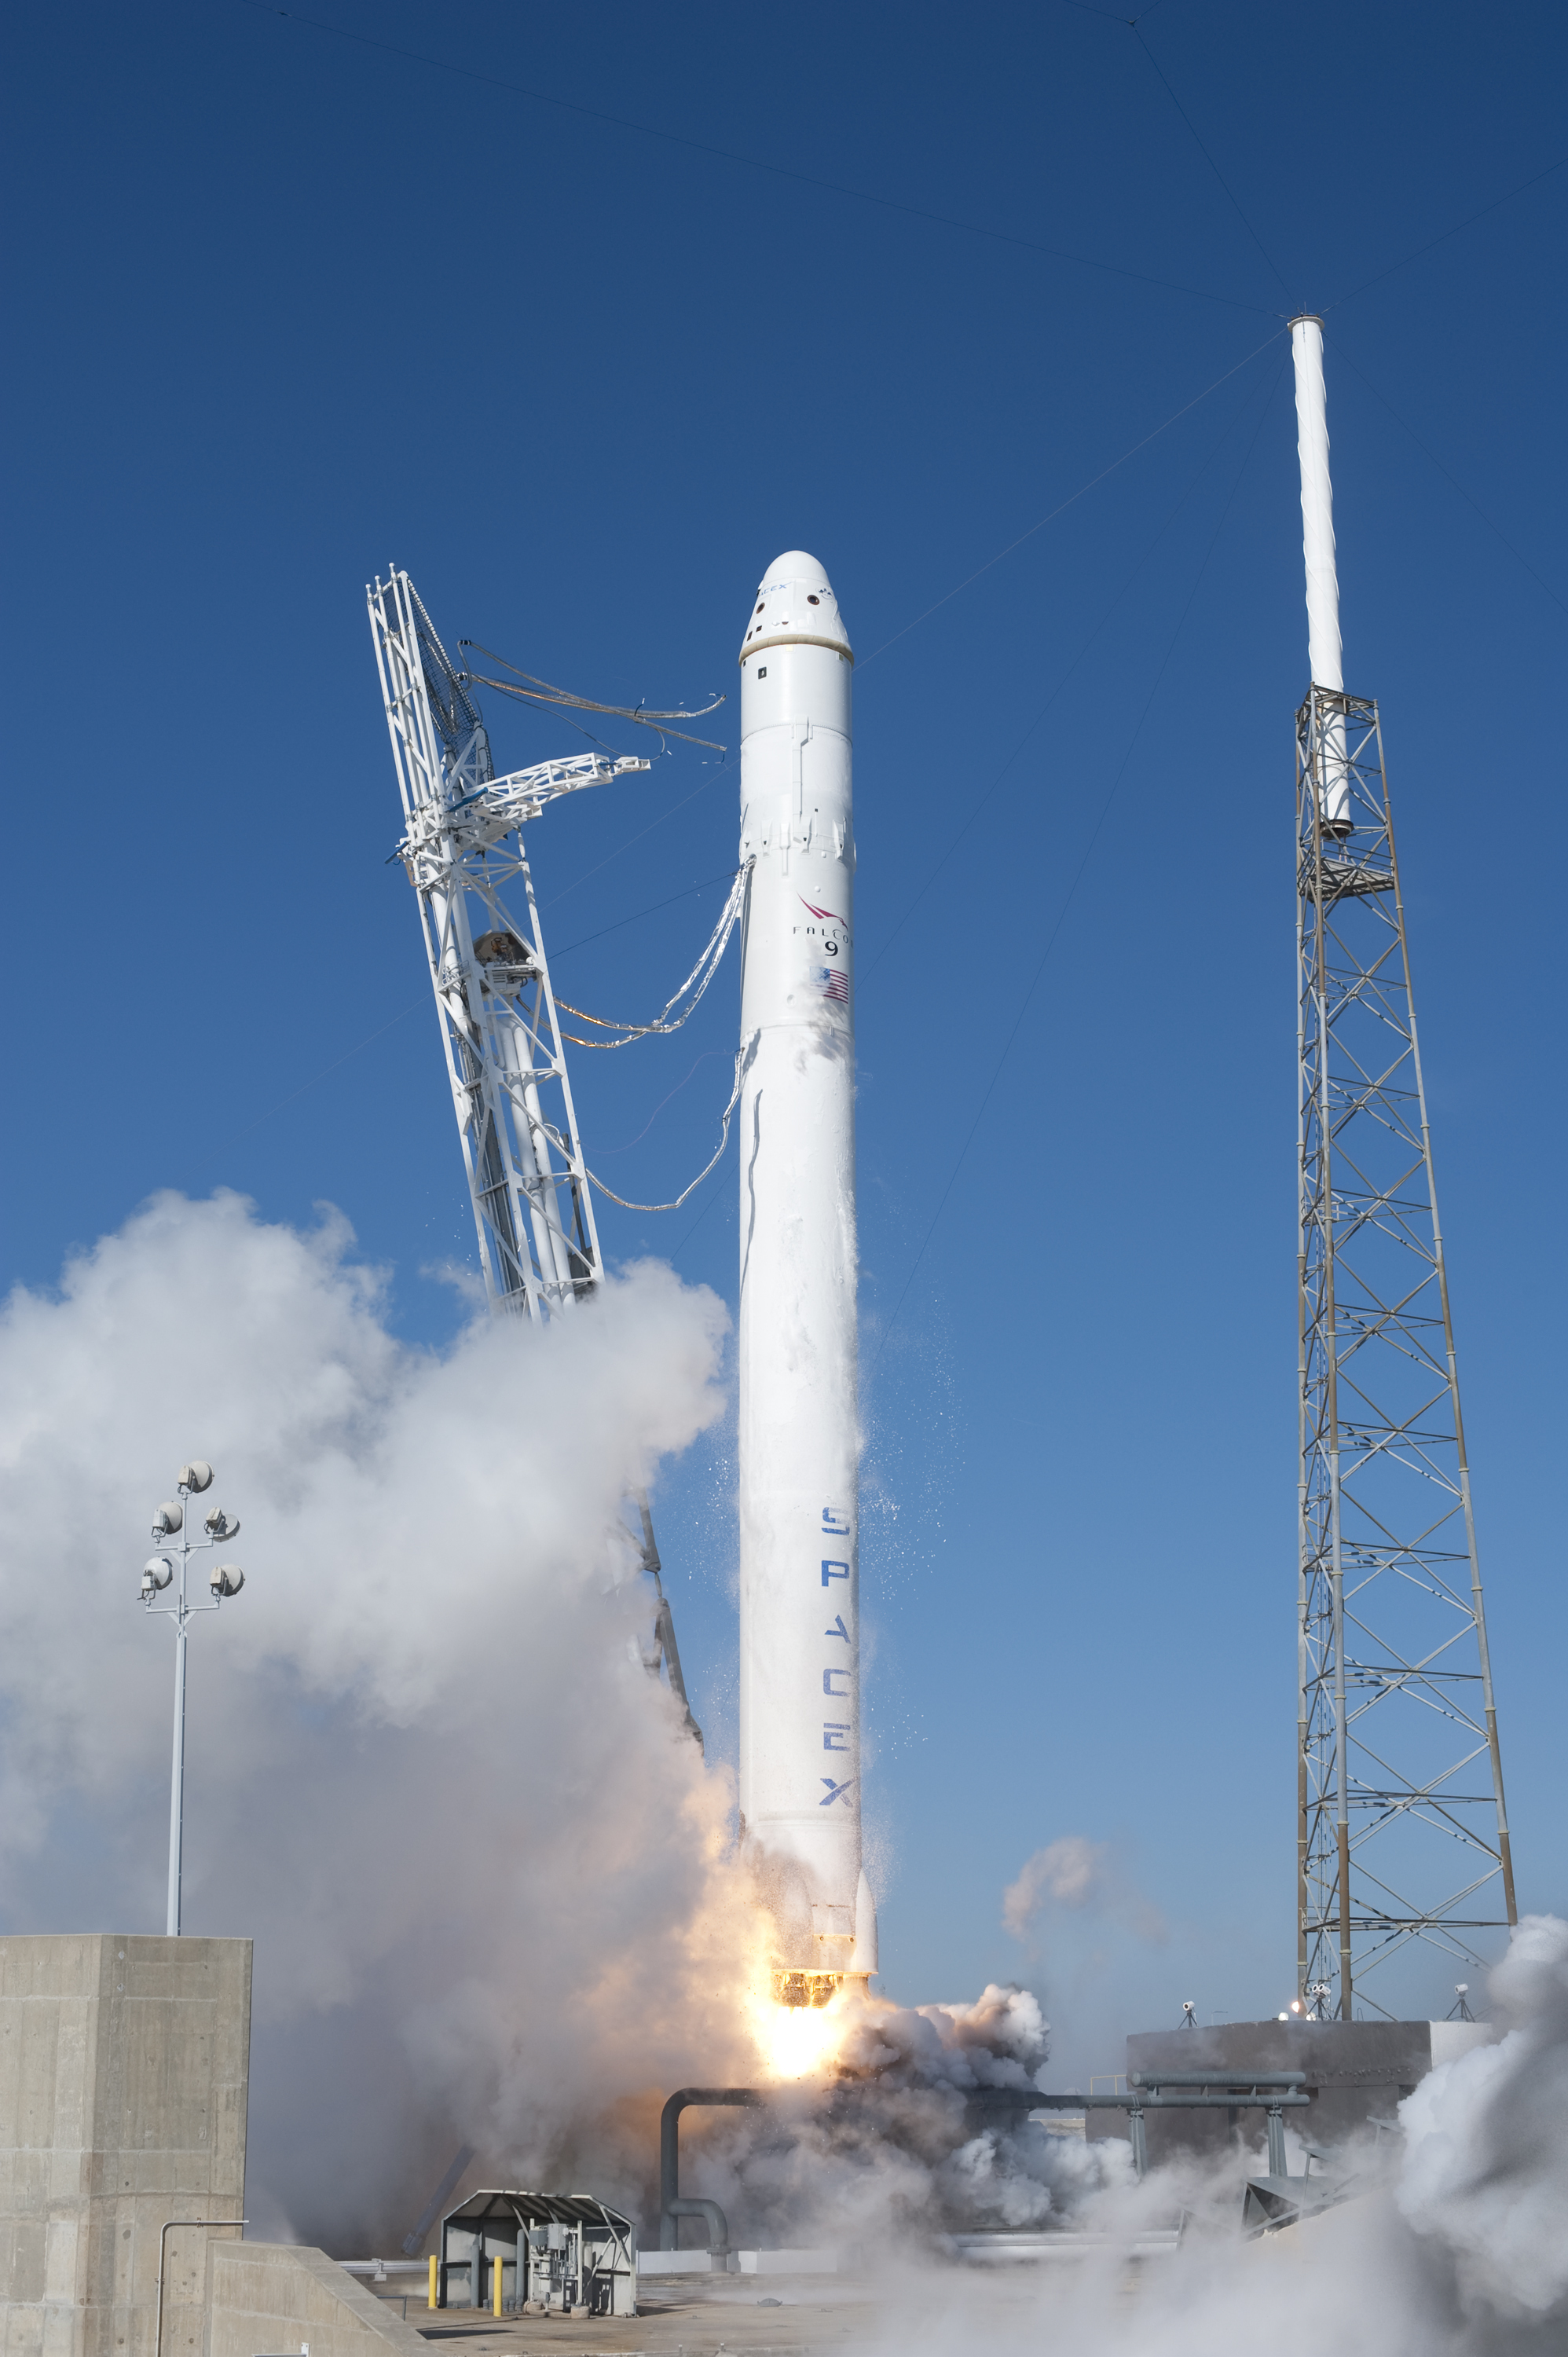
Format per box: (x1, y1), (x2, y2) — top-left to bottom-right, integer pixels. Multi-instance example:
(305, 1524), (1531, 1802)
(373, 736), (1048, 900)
(1291, 315), (1350, 830)
(736, 551), (876, 1981)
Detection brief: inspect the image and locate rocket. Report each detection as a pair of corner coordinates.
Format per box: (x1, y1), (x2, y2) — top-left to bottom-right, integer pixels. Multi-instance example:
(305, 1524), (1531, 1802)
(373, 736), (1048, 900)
(735, 551), (877, 1999)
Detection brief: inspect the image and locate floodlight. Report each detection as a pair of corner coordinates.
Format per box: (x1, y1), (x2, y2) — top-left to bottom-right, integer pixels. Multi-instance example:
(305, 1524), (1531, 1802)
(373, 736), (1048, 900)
(140, 1460), (250, 1939)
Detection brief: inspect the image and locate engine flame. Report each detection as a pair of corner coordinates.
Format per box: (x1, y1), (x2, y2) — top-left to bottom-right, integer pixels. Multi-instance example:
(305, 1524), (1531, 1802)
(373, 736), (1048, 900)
(747, 1982), (852, 2083)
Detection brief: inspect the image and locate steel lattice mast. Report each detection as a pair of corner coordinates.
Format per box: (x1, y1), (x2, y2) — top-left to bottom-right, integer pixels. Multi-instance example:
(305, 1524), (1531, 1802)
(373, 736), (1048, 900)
(368, 566), (698, 1728)
(1291, 321), (1515, 2019)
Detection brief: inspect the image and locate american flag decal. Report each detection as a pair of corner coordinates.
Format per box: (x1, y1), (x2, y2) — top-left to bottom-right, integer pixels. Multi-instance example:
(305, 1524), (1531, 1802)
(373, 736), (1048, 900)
(819, 966), (848, 1004)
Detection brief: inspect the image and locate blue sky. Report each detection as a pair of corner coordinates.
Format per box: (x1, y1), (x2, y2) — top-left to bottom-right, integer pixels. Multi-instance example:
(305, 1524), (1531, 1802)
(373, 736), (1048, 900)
(3, 0), (1564, 2075)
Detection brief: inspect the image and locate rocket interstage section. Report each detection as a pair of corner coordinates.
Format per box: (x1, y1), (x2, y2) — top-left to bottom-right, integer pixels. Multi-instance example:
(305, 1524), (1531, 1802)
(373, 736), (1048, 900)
(736, 552), (877, 2000)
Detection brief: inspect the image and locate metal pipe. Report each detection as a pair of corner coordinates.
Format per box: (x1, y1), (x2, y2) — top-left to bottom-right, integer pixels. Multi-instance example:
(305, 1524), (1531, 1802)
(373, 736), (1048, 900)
(655, 2079), (1313, 2221)
(659, 2089), (768, 2250)
(966, 2093), (1310, 2112)
(167, 1589), (187, 1937)
(155, 2216), (245, 2357)
(666, 2198), (731, 2256)
(1127, 2072), (1306, 2089)
(965, 2080), (1307, 2182)
(1134, 2091), (1308, 2108)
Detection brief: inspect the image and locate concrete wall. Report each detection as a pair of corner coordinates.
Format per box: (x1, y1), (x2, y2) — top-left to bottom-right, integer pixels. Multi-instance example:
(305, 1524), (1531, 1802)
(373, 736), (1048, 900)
(0, 1935), (251, 2357)
(203, 2247), (427, 2357)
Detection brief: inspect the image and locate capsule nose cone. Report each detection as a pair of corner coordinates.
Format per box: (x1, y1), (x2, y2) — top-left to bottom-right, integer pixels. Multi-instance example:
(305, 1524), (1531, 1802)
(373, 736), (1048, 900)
(739, 550), (852, 662)
(764, 548), (829, 585)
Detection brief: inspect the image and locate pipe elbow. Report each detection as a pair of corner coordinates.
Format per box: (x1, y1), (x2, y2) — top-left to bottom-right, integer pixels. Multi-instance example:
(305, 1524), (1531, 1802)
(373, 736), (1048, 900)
(664, 2197), (730, 2257)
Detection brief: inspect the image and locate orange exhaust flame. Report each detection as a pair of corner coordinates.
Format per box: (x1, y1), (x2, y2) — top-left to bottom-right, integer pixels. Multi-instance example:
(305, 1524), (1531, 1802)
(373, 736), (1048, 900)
(746, 1984), (852, 2084)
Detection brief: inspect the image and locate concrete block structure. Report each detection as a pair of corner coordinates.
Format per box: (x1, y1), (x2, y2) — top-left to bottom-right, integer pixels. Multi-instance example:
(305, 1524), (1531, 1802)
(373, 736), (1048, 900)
(203, 2245), (427, 2357)
(0, 1935), (250, 2357)
(1086, 2015), (1493, 2166)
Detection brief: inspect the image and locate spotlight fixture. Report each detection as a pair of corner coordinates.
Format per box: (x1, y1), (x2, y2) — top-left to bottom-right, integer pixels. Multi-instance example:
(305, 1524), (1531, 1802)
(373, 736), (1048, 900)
(137, 1458), (251, 1934)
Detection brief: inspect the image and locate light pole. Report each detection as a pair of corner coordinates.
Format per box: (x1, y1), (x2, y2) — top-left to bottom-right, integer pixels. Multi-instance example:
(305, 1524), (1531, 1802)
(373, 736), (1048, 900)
(142, 1461), (245, 1937)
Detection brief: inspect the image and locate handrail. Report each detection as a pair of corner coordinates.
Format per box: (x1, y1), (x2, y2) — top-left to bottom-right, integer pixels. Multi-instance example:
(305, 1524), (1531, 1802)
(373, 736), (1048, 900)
(1128, 2069), (1307, 2089)
(155, 2216), (246, 2357)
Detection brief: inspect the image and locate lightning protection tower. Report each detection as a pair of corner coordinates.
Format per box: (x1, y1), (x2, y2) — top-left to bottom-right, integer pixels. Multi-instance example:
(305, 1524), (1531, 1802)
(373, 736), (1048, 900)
(368, 566), (698, 1727)
(1291, 319), (1515, 2021)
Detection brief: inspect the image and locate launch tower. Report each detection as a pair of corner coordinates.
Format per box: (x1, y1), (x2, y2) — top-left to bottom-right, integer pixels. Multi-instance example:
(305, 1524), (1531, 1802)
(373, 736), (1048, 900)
(1291, 320), (1516, 2020)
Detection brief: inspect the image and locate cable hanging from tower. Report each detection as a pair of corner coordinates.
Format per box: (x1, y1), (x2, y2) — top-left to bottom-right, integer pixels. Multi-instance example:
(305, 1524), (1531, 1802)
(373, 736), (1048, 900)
(555, 863), (751, 1047)
(534, 1034), (757, 1215)
(460, 643), (727, 753)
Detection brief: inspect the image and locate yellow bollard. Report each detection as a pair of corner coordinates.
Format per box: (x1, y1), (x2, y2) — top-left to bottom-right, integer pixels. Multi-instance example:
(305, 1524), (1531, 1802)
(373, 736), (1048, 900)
(427, 2254), (438, 2309)
(493, 2254), (504, 2316)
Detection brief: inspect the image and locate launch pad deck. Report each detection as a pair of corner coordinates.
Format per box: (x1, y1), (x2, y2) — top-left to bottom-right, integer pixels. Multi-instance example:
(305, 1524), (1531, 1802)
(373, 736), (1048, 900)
(371, 2274), (872, 2352)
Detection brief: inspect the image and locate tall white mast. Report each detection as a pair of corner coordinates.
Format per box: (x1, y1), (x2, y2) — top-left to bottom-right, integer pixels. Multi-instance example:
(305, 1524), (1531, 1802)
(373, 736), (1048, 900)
(1291, 317), (1350, 832)
(736, 552), (876, 2000)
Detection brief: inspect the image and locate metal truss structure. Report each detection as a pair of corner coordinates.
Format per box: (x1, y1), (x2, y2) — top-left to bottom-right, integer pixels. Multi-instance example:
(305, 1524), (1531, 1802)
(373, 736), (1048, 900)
(368, 566), (698, 1732)
(370, 567), (643, 1318)
(1297, 684), (1515, 2018)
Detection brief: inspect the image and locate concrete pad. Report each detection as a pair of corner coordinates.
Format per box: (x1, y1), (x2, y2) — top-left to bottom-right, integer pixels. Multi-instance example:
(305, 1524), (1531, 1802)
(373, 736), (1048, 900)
(730, 2253), (841, 2275)
(375, 2270), (877, 2352)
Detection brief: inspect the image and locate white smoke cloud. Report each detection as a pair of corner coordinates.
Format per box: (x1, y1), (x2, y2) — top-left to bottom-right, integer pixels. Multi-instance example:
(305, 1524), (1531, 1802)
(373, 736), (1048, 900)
(5, 1189), (1564, 2353)
(654, 1981), (1128, 2254)
(0, 1189), (755, 2245)
(1003, 1837), (1107, 1933)
(0, 1189), (1134, 2260)
(1398, 1913), (1568, 2322)
(841, 1920), (1568, 2356)
(1003, 1835), (1167, 1950)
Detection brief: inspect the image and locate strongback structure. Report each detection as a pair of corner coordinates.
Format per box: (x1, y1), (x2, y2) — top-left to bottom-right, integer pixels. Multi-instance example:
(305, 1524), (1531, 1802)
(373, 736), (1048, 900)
(1291, 319), (1515, 2020)
(369, 569), (638, 1320)
(367, 568), (696, 1727)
